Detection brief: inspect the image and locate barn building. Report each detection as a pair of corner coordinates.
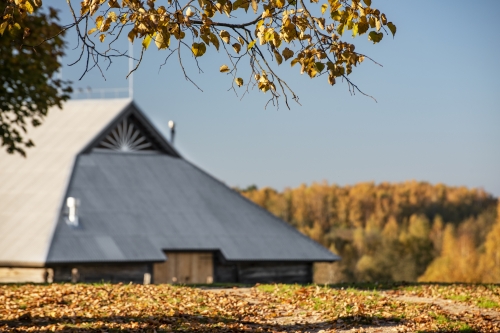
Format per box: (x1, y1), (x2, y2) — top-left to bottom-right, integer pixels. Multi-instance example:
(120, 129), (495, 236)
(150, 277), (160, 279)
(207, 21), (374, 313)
(0, 99), (339, 284)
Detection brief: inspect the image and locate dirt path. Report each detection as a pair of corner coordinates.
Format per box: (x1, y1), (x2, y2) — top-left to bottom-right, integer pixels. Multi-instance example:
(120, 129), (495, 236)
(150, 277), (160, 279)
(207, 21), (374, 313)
(387, 294), (500, 322)
(207, 288), (407, 332)
(205, 287), (500, 332)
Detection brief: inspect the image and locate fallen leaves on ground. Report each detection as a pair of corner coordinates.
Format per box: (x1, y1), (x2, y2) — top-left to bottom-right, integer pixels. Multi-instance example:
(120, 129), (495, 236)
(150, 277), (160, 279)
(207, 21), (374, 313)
(0, 283), (498, 332)
(387, 284), (500, 310)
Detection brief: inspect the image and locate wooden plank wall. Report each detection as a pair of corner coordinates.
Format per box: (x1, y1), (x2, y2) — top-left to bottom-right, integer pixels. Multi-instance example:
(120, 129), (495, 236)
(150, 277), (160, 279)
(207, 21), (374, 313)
(51, 264), (152, 283)
(153, 252), (213, 284)
(0, 268), (51, 283)
(214, 254), (313, 284)
(236, 263), (312, 284)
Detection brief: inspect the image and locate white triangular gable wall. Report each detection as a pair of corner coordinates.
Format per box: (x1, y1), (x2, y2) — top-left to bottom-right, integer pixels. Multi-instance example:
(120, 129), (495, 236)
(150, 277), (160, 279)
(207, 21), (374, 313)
(0, 98), (131, 266)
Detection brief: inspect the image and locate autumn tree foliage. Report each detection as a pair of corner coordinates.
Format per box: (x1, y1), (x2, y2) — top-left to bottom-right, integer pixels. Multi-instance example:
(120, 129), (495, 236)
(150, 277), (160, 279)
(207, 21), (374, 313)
(420, 200), (500, 283)
(477, 202), (500, 283)
(0, 3), (72, 156)
(0, 0), (396, 155)
(2, 0), (395, 109)
(238, 181), (498, 283)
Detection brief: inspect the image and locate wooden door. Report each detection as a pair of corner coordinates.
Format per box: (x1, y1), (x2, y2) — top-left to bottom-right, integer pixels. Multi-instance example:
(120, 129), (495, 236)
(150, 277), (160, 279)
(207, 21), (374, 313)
(154, 252), (213, 284)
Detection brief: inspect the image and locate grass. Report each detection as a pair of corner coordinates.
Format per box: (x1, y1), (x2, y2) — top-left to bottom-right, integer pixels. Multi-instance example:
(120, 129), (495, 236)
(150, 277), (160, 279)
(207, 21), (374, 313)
(458, 323), (476, 333)
(345, 287), (381, 297)
(312, 297), (325, 310)
(435, 314), (450, 325)
(257, 284), (277, 293)
(448, 294), (470, 302)
(477, 298), (499, 309)
(429, 312), (477, 332)
(403, 285), (423, 293)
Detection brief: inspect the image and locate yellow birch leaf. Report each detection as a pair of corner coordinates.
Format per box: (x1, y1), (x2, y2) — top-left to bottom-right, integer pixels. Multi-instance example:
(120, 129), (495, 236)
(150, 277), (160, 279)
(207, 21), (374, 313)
(232, 43), (241, 54)
(321, 4), (328, 15)
(9, 23), (21, 37)
(233, 0), (243, 10)
(262, 9), (272, 18)
(273, 50), (283, 65)
(282, 47), (294, 60)
(352, 23), (358, 37)
(223, 2), (232, 17)
(128, 29), (136, 42)
(369, 16), (376, 28)
(315, 17), (325, 30)
(368, 31), (383, 43)
(238, 36), (245, 45)
(155, 31), (170, 49)
(201, 33), (210, 45)
(99, 34), (106, 42)
(220, 64), (230, 73)
(100, 18), (111, 32)
(251, 0), (258, 14)
(363, 0), (371, 6)
(264, 29), (274, 42)
(331, 10), (342, 21)
(24, 1), (34, 14)
(337, 23), (345, 35)
(209, 33), (220, 50)
(108, 0), (120, 8)
(387, 22), (396, 37)
(247, 39), (256, 50)
(328, 74), (335, 85)
(219, 30), (230, 44)
(358, 21), (369, 35)
(108, 12), (117, 22)
(0, 22), (8, 35)
(331, 0), (341, 11)
(142, 34), (153, 49)
(96, 16), (104, 29)
(314, 62), (325, 73)
(88, 27), (98, 35)
(192, 42), (207, 57)
(235, 77), (244, 86)
(381, 13), (387, 25)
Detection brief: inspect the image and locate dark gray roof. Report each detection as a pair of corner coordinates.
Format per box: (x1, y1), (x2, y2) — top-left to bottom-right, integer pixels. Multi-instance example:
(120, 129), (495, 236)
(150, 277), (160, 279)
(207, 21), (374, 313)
(47, 151), (339, 264)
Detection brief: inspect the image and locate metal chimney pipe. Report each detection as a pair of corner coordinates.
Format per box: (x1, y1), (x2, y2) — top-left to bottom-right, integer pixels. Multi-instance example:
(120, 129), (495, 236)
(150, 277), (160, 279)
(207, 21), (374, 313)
(66, 197), (79, 227)
(168, 120), (176, 145)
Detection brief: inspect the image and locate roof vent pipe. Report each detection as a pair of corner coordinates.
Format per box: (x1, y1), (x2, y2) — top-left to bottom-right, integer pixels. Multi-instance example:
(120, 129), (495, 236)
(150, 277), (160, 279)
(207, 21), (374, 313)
(66, 197), (79, 227)
(168, 120), (176, 145)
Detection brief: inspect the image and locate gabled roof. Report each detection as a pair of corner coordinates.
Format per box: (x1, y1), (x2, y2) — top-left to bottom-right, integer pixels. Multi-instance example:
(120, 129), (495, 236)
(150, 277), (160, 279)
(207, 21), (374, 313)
(0, 99), (132, 266)
(47, 152), (339, 263)
(1, 98), (339, 267)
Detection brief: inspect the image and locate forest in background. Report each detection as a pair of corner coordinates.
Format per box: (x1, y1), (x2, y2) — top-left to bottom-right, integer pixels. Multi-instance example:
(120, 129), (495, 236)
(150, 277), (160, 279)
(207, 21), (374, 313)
(237, 181), (500, 283)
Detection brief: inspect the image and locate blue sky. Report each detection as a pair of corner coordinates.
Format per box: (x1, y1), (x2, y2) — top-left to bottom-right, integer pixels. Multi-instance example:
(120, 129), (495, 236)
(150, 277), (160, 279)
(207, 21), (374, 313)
(54, 1), (500, 196)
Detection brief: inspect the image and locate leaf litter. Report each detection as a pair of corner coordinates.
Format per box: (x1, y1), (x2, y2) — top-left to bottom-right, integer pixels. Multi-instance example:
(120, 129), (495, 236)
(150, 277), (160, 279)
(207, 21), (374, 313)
(0, 283), (498, 332)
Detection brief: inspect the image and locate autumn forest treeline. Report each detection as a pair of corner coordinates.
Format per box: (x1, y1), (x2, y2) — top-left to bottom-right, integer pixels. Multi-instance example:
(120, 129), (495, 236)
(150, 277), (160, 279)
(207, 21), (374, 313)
(237, 181), (500, 283)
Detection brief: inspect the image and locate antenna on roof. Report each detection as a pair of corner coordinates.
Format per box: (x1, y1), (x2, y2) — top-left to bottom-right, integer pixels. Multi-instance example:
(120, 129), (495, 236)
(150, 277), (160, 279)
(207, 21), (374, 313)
(168, 120), (176, 145)
(128, 42), (134, 99)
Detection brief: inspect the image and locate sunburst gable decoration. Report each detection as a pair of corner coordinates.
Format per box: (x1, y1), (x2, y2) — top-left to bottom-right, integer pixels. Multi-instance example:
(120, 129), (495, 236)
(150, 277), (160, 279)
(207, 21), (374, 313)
(97, 116), (156, 152)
